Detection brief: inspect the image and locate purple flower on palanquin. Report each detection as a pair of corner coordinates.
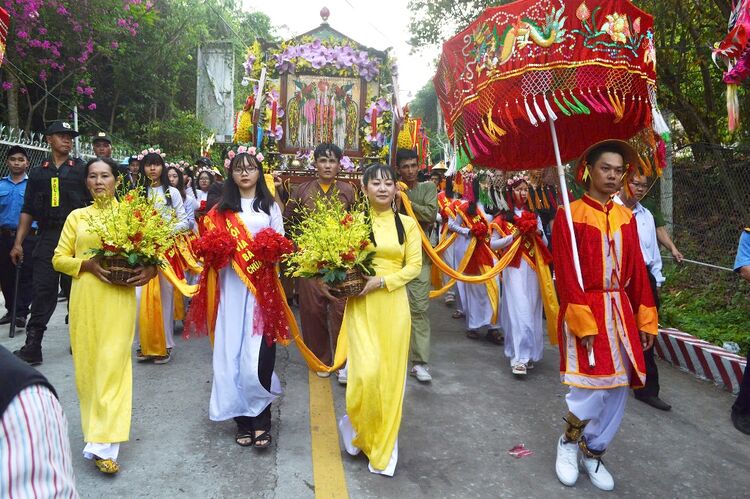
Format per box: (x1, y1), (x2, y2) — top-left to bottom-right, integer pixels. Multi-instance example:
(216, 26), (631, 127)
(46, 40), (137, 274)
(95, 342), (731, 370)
(376, 98), (391, 112)
(310, 54), (327, 69)
(368, 132), (385, 147)
(267, 125), (284, 141)
(340, 155), (355, 172)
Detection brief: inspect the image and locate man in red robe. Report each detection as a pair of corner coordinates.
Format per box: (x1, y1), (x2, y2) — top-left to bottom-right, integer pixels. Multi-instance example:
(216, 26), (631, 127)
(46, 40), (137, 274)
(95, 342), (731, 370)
(552, 140), (658, 491)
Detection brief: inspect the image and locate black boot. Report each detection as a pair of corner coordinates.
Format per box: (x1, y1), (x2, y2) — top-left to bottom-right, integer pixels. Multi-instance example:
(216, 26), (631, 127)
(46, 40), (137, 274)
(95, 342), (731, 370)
(14, 328), (43, 366)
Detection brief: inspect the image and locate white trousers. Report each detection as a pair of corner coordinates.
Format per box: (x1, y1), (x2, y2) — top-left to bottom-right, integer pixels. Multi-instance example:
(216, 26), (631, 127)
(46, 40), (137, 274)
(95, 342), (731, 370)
(134, 271), (175, 349)
(564, 341), (632, 452)
(83, 442), (120, 461)
(338, 414), (398, 477)
(565, 385), (629, 452)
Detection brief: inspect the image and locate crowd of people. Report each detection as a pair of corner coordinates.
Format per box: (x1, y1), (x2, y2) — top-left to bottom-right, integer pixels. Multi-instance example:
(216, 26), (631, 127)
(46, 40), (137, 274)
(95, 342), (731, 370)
(1, 121), (748, 495)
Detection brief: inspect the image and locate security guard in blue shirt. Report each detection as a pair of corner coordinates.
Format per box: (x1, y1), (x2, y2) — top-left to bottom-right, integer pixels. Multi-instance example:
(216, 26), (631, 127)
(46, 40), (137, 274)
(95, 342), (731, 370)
(0, 146), (36, 330)
(10, 120), (88, 365)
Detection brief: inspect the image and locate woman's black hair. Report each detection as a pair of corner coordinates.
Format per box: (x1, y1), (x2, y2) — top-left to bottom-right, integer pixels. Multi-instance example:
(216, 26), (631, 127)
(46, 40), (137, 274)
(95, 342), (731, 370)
(467, 176), (481, 217)
(139, 152), (173, 206)
(218, 153), (274, 215)
(196, 170), (215, 191)
(501, 177), (530, 222)
(85, 156), (120, 176)
(166, 165), (187, 201)
(183, 167), (197, 196)
(362, 163), (405, 246)
(445, 176), (455, 199)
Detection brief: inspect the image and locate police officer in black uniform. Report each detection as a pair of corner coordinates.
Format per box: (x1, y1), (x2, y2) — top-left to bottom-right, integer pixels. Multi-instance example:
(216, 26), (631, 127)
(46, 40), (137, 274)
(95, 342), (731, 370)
(10, 120), (88, 365)
(92, 131), (113, 159)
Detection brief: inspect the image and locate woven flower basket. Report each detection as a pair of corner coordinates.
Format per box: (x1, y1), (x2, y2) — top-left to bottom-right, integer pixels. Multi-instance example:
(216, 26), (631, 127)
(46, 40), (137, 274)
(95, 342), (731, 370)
(101, 256), (138, 286)
(330, 268), (366, 298)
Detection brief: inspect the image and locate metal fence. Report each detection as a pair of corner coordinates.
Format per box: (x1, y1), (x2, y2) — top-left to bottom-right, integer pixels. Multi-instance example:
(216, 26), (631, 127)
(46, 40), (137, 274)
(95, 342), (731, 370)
(668, 144), (749, 269)
(0, 124), (130, 178)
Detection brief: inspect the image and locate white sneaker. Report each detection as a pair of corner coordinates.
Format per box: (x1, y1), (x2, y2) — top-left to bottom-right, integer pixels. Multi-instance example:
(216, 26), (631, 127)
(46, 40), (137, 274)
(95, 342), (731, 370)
(512, 363), (527, 375)
(316, 371), (331, 378)
(555, 436), (580, 487)
(580, 455), (614, 491)
(337, 368), (348, 385)
(410, 364), (432, 382)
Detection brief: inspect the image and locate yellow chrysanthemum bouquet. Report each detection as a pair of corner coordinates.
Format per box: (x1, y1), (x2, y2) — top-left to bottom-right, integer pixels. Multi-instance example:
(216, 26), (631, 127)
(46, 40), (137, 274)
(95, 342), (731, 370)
(84, 187), (176, 284)
(285, 195), (376, 297)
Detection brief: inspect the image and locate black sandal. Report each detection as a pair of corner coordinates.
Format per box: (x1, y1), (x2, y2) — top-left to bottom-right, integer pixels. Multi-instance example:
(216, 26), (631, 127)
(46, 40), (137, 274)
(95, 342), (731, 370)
(235, 429), (254, 447)
(253, 430), (272, 449)
(466, 330), (480, 340)
(486, 329), (504, 345)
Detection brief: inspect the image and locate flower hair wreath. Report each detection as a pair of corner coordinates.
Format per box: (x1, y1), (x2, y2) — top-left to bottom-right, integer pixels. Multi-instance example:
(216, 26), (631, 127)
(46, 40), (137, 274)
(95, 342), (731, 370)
(168, 160), (190, 173)
(506, 174), (529, 187)
(224, 145), (264, 169)
(137, 147), (166, 161)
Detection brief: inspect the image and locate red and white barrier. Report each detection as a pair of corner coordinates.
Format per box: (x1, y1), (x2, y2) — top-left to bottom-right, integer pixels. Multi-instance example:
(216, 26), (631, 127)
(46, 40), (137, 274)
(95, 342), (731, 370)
(655, 328), (747, 394)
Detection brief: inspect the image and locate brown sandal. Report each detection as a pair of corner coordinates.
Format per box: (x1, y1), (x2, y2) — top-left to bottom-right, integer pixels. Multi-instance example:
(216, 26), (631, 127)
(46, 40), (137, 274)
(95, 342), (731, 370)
(466, 330), (480, 340)
(452, 311), (465, 319)
(486, 329), (504, 345)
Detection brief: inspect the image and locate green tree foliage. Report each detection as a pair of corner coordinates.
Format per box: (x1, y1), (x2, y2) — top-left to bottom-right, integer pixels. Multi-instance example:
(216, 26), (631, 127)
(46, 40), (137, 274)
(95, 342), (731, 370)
(1, 0), (275, 157)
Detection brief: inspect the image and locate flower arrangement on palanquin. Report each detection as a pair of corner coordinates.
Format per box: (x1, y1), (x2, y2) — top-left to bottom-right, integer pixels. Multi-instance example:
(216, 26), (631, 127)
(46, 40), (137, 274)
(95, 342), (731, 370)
(84, 187), (176, 285)
(235, 9), (394, 166)
(284, 195), (376, 298)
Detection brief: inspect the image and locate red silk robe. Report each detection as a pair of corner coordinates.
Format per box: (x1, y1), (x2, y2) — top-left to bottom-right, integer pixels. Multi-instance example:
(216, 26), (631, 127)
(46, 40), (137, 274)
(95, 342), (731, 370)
(552, 194), (658, 389)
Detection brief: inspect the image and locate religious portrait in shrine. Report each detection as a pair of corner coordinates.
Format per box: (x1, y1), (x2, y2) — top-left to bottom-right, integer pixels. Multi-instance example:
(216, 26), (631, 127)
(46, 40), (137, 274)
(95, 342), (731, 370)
(282, 74), (363, 153)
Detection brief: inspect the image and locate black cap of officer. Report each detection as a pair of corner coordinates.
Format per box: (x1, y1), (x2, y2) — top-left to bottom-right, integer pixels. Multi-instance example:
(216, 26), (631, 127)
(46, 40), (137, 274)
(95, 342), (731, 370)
(44, 120), (80, 137)
(92, 131), (112, 144)
(195, 157), (212, 167)
(7, 145), (28, 159)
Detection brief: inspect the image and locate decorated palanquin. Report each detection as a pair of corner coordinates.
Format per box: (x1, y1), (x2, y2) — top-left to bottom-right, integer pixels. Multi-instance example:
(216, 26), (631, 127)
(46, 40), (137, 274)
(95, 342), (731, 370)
(235, 8), (396, 186)
(433, 0), (669, 171)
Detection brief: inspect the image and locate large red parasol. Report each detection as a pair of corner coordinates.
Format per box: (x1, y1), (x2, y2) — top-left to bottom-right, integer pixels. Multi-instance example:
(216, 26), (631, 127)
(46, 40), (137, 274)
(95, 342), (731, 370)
(713, 0), (750, 131)
(434, 0), (667, 170)
(434, 0), (667, 288)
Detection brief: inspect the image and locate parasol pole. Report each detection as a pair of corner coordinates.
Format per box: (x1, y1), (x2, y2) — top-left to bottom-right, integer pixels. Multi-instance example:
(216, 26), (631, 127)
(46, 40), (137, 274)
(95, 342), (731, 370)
(550, 117), (594, 367)
(548, 118), (584, 288)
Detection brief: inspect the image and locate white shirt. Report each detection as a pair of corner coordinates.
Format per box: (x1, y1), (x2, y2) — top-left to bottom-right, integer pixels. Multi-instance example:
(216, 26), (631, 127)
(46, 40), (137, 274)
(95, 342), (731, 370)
(149, 185), (190, 233)
(614, 195), (664, 286)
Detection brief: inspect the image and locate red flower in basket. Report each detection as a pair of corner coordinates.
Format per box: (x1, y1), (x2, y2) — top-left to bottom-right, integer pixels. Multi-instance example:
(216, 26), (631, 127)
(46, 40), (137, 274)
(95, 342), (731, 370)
(250, 228), (294, 265)
(514, 211), (538, 235)
(471, 219), (489, 239)
(340, 249), (356, 262)
(340, 213), (354, 226)
(128, 231), (144, 245)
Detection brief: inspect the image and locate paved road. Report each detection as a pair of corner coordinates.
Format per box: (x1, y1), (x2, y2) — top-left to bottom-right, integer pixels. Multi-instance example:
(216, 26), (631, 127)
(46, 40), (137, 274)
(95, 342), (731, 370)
(1, 297), (747, 498)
